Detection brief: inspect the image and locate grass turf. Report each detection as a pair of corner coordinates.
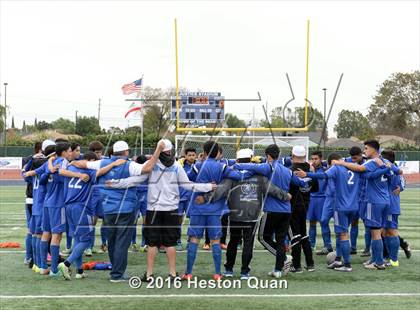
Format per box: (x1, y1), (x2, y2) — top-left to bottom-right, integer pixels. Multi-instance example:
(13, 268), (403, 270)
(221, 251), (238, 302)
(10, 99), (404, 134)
(0, 186), (419, 309)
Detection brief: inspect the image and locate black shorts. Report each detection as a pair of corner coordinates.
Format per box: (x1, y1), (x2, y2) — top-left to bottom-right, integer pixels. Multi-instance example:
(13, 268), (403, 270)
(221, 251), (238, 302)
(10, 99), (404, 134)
(144, 210), (181, 247)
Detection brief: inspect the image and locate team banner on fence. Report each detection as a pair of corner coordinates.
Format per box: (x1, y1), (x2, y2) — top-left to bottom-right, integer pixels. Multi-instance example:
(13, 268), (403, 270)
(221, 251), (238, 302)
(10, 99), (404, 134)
(0, 157), (22, 170)
(396, 161), (420, 175)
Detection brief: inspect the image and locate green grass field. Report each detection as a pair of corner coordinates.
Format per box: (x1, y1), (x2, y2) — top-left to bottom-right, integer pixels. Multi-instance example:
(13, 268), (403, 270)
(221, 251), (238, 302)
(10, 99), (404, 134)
(0, 186), (419, 309)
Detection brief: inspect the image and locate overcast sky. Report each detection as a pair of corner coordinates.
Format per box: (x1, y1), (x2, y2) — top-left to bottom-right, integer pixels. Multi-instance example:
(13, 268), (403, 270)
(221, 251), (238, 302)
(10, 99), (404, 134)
(0, 0), (419, 136)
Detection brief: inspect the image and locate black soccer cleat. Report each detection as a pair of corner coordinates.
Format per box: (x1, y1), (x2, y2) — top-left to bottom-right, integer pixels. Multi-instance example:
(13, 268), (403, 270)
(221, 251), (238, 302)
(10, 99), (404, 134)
(141, 273), (154, 282)
(360, 249), (371, 257)
(290, 266), (303, 273)
(304, 265), (315, 272)
(402, 242), (412, 259)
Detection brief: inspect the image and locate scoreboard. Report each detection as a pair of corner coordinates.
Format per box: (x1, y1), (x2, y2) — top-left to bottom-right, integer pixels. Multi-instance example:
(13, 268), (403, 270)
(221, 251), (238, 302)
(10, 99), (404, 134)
(171, 92), (225, 125)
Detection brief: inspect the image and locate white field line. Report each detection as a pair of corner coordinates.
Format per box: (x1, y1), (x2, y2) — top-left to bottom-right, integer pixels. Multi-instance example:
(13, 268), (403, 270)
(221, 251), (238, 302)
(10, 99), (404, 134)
(0, 293), (420, 299)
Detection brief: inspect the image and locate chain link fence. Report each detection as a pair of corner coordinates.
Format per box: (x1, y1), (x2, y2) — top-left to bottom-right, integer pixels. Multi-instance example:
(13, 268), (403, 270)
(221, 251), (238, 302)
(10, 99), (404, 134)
(1, 145), (420, 161)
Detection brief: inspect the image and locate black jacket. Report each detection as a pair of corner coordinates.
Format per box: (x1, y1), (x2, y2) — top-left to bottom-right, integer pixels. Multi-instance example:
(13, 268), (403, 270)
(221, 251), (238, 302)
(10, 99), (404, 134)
(289, 162), (319, 214)
(204, 176), (290, 222)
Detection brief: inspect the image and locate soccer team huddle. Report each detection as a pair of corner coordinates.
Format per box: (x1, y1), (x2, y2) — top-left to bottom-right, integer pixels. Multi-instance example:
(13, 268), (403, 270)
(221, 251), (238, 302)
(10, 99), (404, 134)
(21, 136), (412, 283)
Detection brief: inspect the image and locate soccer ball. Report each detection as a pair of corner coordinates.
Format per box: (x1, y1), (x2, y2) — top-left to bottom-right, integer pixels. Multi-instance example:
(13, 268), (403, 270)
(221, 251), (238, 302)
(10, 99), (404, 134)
(326, 251), (336, 265)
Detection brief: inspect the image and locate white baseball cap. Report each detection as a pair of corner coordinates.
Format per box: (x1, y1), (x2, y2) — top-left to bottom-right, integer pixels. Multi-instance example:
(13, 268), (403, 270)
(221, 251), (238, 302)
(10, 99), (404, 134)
(237, 148), (254, 159)
(292, 145), (306, 157)
(159, 139), (173, 152)
(113, 141), (129, 153)
(41, 139), (55, 152)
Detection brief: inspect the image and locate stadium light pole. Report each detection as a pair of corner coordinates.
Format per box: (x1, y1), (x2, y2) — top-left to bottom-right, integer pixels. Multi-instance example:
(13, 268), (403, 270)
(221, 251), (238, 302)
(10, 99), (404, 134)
(75, 110), (78, 134)
(3, 82), (8, 155)
(98, 98), (101, 125)
(322, 88), (327, 153)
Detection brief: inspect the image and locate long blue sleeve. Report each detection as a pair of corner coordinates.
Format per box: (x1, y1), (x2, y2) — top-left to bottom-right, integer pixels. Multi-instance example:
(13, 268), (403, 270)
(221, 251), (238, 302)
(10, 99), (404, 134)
(39, 172), (50, 185)
(390, 164), (401, 175)
(233, 163), (271, 177)
(223, 167), (254, 181)
(361, 167), (390, 180)
(23, 175), (32, 183)
(23, 158), (33, 172)
(306, 172), (329, 179)
(291, 174), (307, 187)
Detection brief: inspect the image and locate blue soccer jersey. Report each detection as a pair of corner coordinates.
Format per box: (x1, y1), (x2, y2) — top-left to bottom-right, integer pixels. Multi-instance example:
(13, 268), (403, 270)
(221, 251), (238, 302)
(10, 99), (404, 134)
(363, 159), (390, 205)
(43, 157), (68, 209)
(32, 174), (47, 216)
(281, 156), (293, 168)
(188, 158), (251, 216)
(64, 166), (97, 213)
(325, 165), (360, 212)
(219, 158), (236, 166)
(34, 162), (53, 211)
(234, 160), (307, 213)
(325, 177), (336, 198)
(345, 156), (367, 202)
(136, 181), (148, 216)
(310, 166), (327, 198)
(388, 169), (403, 215)
(179, 160), (195, 202)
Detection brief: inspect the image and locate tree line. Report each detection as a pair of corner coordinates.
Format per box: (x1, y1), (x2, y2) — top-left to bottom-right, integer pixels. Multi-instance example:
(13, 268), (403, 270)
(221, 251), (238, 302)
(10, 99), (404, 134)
(2, 71), (419, 147)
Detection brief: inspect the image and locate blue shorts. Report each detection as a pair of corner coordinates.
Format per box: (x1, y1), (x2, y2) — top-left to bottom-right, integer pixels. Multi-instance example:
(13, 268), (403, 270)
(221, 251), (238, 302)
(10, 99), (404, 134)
(139, 202), (147, 217)
(359, 201), (367, 220)
(65, 206), (74, 237)
(187, 215), (222, 240)
(334, 210), (358, 234)
(307, 196), (325, 221)
(25, 203), (32, 229)
(352, 209), (360, 222)
(30, 215), (42, 235)
(67, 204), (94, 242)
(95, 201), (104, 218)
(46, 207), (66, 234)
(364, 203), (388, 229)
(42, 206), (50, 233)
(178, 200), (189, 215)
(385, 214), (399, 229)
(320, 197), (334, 224)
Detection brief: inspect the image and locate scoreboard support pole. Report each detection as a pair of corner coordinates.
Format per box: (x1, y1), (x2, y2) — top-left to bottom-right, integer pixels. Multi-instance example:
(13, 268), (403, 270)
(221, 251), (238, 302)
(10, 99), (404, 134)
(236, 131), (241, 152)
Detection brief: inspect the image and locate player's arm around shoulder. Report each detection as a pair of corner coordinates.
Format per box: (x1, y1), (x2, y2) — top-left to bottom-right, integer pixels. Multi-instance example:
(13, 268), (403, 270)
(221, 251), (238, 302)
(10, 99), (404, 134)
(177, 162), (215, 192)
(234, 162), (270, 177)
(96, 158), (127, 177)
(333, 159), (366, 172)
(196, 179), (232, 205)
(59, 160), (91, 182)
(105, 175), (149, 189)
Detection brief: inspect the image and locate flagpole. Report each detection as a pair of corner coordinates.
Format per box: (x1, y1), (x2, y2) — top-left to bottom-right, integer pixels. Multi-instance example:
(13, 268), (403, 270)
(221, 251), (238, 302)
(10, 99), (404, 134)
(140, 74), (144, 155)
(123, 76), (144, 154)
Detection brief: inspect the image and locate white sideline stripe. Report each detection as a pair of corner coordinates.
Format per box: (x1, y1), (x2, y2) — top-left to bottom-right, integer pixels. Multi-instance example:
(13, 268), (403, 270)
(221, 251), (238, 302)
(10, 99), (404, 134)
(1, 293), (420, 299)
(0, 249), (419, 254)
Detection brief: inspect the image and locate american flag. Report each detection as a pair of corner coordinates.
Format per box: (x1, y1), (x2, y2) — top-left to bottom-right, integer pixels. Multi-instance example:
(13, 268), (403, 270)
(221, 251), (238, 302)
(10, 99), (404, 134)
(121, 78), (142, 95)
